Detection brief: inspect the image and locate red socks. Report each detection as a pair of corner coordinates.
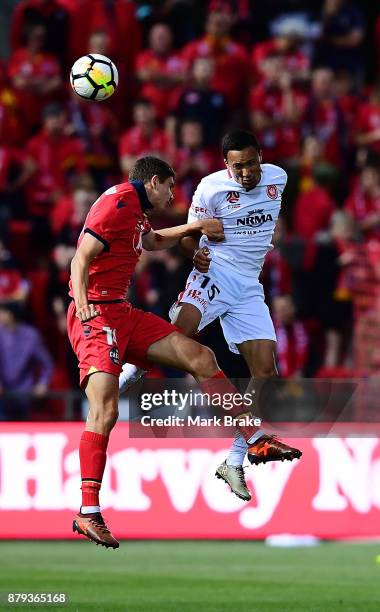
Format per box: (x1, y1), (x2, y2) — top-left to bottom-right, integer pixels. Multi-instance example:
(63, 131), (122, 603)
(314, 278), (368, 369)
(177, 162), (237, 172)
(200, 371), (258, 442)
(79, 430), (109, 507)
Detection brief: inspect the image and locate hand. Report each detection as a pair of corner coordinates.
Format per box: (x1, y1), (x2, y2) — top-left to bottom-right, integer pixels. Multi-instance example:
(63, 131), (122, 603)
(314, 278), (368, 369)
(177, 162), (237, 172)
(193, 247), (211, 273)
(75, 303), (100, 322)
(198, 219), (224, 242)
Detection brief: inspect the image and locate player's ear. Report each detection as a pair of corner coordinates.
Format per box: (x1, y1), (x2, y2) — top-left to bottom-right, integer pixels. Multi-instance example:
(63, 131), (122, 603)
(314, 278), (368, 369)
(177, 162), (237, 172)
(258, 150), (262, 163)
(224, 158), (228, 169)
(151, 174), (159, 191)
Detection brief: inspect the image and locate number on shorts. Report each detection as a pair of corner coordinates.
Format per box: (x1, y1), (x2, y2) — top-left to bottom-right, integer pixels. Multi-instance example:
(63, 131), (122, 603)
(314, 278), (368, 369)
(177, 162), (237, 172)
(200, 275), (220, 302)
(102, 326), (117, 345)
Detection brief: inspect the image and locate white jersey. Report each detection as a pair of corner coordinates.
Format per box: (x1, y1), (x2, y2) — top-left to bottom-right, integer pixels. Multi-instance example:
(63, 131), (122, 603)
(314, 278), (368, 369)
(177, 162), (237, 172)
(187, 163), (287, 277)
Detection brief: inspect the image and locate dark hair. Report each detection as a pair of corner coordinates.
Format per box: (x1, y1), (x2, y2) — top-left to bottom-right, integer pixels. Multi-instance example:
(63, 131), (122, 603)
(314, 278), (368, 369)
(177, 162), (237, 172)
(222, 130), (261, 159)
(129, 156), (175, 183)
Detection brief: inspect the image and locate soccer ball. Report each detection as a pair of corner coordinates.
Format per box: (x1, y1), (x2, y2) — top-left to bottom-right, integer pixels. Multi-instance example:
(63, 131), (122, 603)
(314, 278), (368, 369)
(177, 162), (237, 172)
(70, 54), (118, 101)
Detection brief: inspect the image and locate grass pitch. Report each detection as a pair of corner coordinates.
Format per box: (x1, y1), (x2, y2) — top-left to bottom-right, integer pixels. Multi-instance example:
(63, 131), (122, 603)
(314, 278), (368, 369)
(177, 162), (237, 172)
(1, 541), (379, 611)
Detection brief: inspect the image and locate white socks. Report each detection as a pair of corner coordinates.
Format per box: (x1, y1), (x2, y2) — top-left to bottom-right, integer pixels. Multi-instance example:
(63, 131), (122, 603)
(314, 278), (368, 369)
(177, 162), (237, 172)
(119, 363), (147, 392)
(81, 505), (100, 514)
(226, 430), (265, 466)
(226, 433), (248, 466)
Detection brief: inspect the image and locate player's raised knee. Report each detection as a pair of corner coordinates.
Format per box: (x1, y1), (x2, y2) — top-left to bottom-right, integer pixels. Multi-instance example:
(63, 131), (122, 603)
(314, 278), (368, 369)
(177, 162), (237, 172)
(190, 344), (218, 379)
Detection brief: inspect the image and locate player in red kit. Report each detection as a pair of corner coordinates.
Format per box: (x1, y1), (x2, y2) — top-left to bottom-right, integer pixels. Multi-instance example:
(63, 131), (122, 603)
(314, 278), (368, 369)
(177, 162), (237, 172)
(68, 156), (279, 549)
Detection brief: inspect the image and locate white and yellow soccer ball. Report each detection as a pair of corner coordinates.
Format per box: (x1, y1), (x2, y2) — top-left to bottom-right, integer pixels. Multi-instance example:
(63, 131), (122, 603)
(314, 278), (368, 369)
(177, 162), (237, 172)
(70, 54), (118, 101)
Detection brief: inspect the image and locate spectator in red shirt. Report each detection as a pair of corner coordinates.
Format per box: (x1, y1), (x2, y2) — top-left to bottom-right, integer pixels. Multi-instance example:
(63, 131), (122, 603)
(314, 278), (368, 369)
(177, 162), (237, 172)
(249, 53), (308, 162)
(173, 57), (227, 147)
(355, 82), (380, 158)
(273, 294), (309, 377)
(252, 20), (310, 84)
(182, 1), (250, 110)
(303, 68), (347, 166)
(25, 102), (87, 253)
(0, 240), (29, 305)
(8, 23), (62, 134)
(10, 0), (74, 70)
(174, 119), (217, 209)
(119, 98), (172, 178)
(51, 180), (97, 238)
(345, 164), (380, 241)
(136, 23), (186, 122)
(293, 182), (336, 244)
(69, 0), (140, 72)
(66, 83), (119, 192)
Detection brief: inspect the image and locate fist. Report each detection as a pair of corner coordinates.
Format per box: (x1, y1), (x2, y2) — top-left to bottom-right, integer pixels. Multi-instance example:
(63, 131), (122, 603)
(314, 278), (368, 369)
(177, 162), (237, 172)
(193, 247), (211, 273)
(75, 303), (99, 322)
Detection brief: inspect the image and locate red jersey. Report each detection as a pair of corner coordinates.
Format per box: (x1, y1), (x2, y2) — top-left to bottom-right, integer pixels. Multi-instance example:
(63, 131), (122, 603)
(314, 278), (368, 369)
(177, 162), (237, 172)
(182, 36), (249, 110)
(119, 126), (171, 174)
(249, 83), (308, 160)
(26, 128), (86, 216)
(355, 102), (380, 155)
(345, 185), (380, 241)
(136, 50), (186, 120)
(252, 39), (309, 80)
(69, 180), (152, 301)
(8, 48), (61, 128)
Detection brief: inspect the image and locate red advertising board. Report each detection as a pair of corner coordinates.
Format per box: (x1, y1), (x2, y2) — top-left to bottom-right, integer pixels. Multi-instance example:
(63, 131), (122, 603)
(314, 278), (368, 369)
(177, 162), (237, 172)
(0, 423), (379, 539)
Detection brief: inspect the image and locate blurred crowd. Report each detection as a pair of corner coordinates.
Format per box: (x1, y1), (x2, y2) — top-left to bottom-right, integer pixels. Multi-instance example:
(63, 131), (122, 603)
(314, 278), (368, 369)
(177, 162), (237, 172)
(1, 0), (380, 419)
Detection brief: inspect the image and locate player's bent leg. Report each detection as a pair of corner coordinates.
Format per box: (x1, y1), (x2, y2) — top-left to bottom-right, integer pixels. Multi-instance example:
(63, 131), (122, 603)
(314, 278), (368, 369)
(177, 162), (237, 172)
(237, 339), (302, 466)
(146, 331), (218, 380)
(170, 302), (202, 337)
(147, 332), (261, 449)
(74, 371), (120, 549)
(119, 303), (202, 394)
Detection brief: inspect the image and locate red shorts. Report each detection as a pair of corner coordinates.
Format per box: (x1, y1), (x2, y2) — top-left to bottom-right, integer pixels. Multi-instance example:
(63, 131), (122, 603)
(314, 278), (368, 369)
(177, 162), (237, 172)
(67, 301), (177, 388)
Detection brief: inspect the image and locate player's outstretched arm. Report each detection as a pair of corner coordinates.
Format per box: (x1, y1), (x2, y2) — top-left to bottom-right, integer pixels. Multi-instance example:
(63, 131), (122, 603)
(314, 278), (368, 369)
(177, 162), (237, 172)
(142, 219), (224, 251)
(70, 232), (104, 322)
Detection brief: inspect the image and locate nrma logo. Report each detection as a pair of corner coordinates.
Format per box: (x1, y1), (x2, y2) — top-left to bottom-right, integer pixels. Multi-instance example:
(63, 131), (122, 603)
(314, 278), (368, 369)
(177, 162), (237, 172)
(237, 209), (273, 227)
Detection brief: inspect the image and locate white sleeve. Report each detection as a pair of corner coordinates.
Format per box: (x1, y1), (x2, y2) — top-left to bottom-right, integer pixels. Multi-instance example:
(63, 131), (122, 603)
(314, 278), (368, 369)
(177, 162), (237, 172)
(187, 180), (214, 223)
(277, 169), (288, 196)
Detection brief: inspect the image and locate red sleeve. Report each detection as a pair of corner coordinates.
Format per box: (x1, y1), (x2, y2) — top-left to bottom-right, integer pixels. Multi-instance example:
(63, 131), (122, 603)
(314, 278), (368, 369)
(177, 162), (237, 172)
(84, 191), (135, 249)
(84, 194), (119, 250)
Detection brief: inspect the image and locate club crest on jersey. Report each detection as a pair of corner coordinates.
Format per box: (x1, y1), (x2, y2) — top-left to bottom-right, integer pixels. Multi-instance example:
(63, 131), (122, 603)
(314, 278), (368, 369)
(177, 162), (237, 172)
(109, 347), (120, 365)
(226, 191), (240, 204)
(266, 185), (278, 199)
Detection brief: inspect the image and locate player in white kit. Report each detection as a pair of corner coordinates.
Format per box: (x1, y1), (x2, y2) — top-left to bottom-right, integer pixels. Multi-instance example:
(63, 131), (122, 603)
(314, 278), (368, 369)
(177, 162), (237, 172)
(120, 130), (302, 500)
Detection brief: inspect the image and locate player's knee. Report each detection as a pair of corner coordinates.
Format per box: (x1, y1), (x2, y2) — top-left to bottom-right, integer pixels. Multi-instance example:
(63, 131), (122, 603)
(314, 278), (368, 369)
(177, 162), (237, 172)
(191, 345), (218, 378)
(254, 366), (277, 379)
(90, 399), (119, 433)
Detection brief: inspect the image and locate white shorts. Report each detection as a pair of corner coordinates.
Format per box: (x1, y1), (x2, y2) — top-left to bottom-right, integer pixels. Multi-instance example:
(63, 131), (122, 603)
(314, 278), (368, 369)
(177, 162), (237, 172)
(169, 261), (276, 354)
